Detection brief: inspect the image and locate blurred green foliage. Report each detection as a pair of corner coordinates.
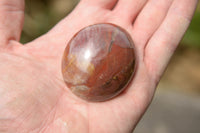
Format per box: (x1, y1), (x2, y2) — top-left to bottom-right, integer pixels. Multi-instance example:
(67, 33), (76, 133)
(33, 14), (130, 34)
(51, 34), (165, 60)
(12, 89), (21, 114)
(21, 0), (79, 43)
(181, 8), (200, 48)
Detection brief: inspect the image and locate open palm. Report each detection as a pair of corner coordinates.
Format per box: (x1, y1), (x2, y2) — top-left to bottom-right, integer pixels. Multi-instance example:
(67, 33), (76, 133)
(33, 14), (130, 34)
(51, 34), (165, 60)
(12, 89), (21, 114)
(0, 0), (197, 133)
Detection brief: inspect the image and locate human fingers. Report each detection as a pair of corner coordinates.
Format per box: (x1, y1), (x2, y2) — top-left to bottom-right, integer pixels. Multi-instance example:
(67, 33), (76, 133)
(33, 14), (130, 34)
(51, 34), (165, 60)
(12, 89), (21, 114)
(112, 0), (148, 24)
(81, 0), (118, 10)
(144, 0), (198, 81)
(132, 0), (173, 47)
(0, 0), (24, 47)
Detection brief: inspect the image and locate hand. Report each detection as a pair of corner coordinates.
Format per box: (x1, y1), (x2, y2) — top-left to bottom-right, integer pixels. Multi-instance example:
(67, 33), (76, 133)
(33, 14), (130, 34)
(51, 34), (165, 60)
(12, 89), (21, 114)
(0, 0), (198, 132)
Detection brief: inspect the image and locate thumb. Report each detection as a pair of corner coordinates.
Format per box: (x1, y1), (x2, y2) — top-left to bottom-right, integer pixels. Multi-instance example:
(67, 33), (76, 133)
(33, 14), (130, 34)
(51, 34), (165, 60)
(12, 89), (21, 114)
(0, 0), (24, 47)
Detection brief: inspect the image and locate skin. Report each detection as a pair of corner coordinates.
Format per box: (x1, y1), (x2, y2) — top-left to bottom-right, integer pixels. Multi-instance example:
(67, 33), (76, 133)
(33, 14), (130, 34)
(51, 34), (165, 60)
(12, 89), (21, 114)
(0, 0), (198, 132)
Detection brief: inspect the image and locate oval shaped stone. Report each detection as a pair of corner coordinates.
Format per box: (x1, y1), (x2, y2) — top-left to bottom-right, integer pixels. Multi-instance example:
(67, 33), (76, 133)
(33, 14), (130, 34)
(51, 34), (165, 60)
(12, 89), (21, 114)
(62, 23), (136, 102)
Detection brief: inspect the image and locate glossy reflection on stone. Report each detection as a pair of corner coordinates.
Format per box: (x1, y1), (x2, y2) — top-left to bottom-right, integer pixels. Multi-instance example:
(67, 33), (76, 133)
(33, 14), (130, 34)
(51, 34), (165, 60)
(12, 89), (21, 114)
(62, 23), (136, 102)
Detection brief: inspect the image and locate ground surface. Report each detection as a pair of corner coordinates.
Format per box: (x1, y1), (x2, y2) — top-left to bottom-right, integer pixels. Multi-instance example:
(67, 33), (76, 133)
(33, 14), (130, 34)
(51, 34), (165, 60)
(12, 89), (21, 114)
(134, 89), (200, 133)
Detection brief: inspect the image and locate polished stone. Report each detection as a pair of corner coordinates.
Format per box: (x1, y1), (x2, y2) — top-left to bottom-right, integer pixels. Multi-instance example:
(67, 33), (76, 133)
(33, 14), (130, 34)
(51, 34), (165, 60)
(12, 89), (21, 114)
(62, 23), (136, 102)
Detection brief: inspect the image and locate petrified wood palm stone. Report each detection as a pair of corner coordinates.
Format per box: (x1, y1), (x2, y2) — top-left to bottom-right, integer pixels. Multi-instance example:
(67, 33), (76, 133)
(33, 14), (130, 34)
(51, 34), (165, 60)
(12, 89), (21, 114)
(62, 23), (136, 102)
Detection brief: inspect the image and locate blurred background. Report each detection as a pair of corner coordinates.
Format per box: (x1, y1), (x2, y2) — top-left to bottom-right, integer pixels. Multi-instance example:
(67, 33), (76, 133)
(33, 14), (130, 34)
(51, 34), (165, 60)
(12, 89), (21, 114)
(22, 0), (200, 133)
